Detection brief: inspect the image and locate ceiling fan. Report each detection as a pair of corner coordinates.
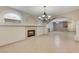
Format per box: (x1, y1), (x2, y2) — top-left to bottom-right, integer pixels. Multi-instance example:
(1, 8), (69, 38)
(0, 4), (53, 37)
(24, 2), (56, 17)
(38, 6), (56, 23)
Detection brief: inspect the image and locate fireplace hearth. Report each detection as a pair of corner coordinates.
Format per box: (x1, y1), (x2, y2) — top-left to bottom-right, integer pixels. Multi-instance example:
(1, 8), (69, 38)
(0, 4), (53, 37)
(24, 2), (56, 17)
(27, 30), (35, 37)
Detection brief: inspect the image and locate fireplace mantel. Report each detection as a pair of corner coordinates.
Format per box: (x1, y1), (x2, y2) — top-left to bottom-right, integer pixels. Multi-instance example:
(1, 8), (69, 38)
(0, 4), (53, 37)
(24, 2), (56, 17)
(0, 24), (45, 27)
(0, 24), (48, 46)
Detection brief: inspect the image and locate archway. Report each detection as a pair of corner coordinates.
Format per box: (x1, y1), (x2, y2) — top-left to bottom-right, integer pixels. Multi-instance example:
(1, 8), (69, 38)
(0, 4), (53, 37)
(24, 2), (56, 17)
(47, 17), (76, 32)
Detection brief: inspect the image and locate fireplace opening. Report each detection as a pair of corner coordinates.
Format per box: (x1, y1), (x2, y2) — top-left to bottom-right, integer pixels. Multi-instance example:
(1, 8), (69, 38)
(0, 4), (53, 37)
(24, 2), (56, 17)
(27, 30), (35, 37)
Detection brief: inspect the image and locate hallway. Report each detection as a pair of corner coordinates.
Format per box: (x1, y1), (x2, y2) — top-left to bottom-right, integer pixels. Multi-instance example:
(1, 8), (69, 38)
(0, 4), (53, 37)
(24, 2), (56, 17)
(0, 32), (79, 52)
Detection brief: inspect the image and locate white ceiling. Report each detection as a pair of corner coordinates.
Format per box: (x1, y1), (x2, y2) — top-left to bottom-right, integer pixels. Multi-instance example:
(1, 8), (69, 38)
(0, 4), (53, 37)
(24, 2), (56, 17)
(10, 6), (79, 17)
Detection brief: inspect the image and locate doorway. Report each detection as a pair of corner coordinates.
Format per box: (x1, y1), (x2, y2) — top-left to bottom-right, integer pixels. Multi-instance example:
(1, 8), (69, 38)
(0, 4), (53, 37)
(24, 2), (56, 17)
(53, 21), (68, 31)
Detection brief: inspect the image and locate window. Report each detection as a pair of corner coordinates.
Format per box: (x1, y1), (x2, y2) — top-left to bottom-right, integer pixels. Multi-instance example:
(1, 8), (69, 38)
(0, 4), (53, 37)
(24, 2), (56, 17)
(3, 13), (22, 23)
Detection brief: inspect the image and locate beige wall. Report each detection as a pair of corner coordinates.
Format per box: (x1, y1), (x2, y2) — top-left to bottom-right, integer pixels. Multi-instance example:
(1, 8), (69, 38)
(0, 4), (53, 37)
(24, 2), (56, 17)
(0, 26), (25, 46)
(59, 10), (79, 32)
(67, 20), (76, 31)
(75, 20), (79, 41)
(60, 10), (79, 20)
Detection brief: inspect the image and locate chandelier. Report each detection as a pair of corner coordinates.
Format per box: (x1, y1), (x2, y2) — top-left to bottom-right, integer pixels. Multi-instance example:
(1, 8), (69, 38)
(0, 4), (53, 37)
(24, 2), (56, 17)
(38, 6), (51, 23)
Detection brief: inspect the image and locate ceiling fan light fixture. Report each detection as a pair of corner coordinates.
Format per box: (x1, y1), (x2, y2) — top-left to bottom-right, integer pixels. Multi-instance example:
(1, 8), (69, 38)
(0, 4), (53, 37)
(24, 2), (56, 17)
(42, 15), (45, 17)
(38, 6), (51, 23)
(48, 16), (51, 18)
(38, 16), (41, 19)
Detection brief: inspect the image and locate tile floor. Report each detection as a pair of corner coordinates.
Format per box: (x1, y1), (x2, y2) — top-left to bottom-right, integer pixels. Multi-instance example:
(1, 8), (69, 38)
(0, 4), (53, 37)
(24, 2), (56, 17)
(0, 31), (79, 53)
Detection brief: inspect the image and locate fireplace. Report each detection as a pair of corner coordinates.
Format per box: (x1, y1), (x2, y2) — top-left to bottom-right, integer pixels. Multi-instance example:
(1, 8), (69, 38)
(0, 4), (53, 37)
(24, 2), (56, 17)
(27, 30), (35, 37)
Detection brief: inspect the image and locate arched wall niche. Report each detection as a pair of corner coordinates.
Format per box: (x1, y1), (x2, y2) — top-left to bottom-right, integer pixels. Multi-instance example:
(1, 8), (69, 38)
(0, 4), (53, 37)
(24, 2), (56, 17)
(0, 10), (23, 23)
(3, 13), (22, 20)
